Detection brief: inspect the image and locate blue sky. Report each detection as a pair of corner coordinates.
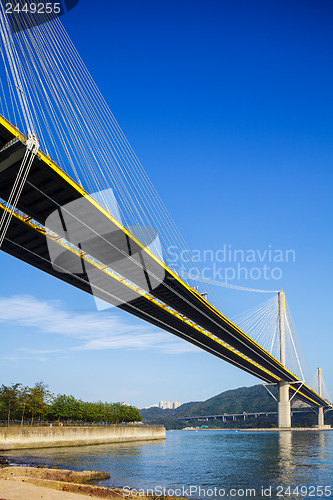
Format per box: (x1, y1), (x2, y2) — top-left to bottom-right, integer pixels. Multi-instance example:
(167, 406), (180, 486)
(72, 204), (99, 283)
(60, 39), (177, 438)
(1, 0), (332, 407)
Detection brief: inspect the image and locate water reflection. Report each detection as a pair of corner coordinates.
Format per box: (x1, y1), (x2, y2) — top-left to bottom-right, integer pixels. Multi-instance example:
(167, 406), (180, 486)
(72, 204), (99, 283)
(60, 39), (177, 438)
(277, 431), (293, 482)
(273, 430), (333, 496)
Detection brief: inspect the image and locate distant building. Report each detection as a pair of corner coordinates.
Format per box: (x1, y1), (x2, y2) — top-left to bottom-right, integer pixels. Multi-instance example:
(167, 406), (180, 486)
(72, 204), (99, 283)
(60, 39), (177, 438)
(159, 400), (181, 410)
(144, 400), (181, 410)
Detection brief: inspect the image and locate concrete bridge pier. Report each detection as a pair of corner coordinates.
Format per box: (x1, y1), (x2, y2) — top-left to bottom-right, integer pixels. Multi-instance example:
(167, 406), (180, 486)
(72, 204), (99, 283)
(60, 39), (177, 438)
(278, 381), (291, 428)
(318, 407), (324, 427)
(278, 292), (291, 428)
(317, 368), (325, 428)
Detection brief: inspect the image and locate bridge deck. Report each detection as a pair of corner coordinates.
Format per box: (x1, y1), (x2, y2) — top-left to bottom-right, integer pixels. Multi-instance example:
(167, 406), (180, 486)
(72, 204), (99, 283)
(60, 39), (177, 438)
(0, 114), (331, 410)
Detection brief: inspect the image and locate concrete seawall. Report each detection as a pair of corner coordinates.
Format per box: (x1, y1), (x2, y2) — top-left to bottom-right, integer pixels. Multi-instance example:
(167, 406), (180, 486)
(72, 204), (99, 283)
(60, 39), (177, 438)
(0, 424), (166, 450)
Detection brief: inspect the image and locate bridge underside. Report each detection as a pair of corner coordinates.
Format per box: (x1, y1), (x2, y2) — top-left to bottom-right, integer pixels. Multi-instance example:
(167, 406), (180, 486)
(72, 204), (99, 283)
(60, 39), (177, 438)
(0, 115), (331, 411)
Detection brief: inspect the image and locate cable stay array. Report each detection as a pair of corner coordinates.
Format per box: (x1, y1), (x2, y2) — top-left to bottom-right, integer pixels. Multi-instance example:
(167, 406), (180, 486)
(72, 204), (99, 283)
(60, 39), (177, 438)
(171, 268), (280, 294)
(0, 4), (224, 309)
(232, 294), (331, 403)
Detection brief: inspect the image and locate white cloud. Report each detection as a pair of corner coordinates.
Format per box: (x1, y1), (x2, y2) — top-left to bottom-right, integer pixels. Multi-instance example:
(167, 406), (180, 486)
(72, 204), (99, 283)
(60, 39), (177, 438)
(0, 295), (197, 356)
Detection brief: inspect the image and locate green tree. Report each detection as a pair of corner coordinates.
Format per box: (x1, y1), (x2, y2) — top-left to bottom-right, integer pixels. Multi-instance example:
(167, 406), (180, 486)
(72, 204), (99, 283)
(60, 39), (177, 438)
(48, 394), (83, 421)
(18, 386), (30, 425)
(0, 381), (142, 426)
(119, 404), (142, 423)
(27, 381), (53, 424)
(0, 383), (22, 425)
(80, 401), (98, 422)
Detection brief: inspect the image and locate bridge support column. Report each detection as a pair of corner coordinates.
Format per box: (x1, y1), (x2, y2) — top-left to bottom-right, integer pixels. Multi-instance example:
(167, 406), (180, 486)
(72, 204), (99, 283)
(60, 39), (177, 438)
(278, 291), (291, 428)
(278, 381), (291, 428)
(317, 368), (325, 428)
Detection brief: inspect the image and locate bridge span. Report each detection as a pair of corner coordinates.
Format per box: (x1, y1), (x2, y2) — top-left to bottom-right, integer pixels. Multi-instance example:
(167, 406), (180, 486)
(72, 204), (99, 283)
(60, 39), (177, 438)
(0, 114), (332, 428)
(175, 408), (320, 423)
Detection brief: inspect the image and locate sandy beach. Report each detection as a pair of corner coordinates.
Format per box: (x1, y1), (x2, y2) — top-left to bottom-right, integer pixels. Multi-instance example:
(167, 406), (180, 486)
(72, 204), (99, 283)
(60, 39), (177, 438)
(0, 477), (102, 500)
(0, 466), (125, 499)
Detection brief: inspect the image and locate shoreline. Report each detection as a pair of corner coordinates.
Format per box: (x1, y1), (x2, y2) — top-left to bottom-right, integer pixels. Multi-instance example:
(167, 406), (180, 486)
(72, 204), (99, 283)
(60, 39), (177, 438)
(0, 466), (116, 499)
(238, 426), (332, 432)
(181, 426), (332, 432)
(0, 465), (183, 500)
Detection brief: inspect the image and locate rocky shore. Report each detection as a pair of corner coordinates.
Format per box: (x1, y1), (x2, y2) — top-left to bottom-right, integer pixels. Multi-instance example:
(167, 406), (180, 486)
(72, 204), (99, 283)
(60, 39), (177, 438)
(0, 465), (114, 499)
(0, 460), (184, 500)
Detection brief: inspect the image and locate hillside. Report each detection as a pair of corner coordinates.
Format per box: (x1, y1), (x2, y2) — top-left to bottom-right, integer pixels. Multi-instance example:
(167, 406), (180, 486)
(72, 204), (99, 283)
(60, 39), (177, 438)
(140, 384), (323, 429)
(176, 385), (277, 416)
(142, 385), (276, 418)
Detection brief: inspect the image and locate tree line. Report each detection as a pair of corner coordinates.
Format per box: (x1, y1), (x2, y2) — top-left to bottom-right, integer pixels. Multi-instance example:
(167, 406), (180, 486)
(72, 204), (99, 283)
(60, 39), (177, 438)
(0, 382), (142, 425)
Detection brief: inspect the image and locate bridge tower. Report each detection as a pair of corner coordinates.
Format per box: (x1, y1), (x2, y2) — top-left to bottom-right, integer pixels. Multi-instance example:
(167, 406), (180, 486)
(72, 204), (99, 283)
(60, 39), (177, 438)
(278, 290), (291, 428)
(317, 367), (325, 428)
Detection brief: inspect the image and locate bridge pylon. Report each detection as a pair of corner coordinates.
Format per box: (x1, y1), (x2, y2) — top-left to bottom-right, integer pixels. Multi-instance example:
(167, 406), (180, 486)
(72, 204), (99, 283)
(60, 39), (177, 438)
(278, 291), (291, 428)
(317, 367), (325, 428)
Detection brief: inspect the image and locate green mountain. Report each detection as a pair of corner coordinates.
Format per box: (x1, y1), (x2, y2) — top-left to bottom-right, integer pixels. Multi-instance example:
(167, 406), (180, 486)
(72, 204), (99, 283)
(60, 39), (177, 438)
(175, 385), (277, 417)
(140, 384), (321, 429)
(142, 384), (277, 421)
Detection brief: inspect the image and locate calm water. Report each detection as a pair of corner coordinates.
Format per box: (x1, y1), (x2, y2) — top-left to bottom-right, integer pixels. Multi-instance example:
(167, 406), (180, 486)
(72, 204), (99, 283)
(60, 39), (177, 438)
(3, 430), (333, 499)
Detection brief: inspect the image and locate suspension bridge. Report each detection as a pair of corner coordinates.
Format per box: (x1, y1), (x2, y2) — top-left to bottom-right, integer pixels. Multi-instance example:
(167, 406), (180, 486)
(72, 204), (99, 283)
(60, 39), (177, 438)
(0, 6), (331, 429)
